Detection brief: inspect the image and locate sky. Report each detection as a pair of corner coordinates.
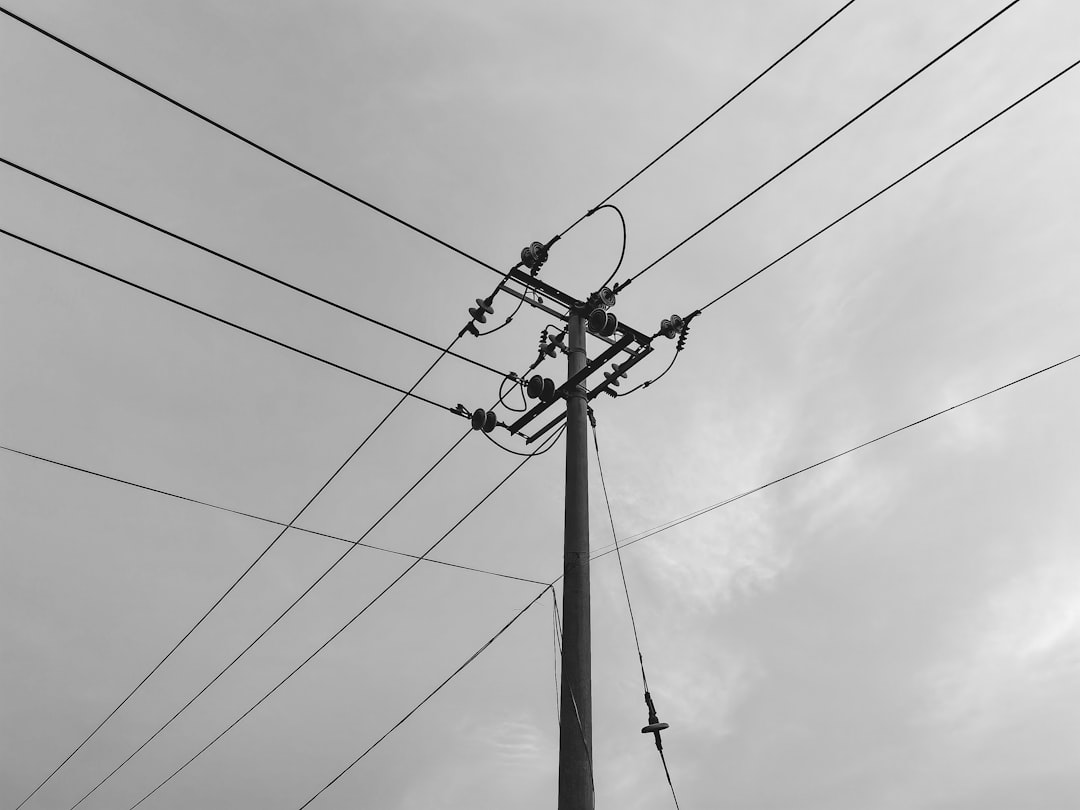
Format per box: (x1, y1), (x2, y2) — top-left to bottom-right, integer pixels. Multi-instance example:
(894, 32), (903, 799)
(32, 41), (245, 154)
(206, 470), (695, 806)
(1, 1), (1079, 808)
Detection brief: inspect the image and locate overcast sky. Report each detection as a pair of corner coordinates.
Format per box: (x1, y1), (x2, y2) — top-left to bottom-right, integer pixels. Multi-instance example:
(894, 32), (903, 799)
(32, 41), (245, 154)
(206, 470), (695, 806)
(2, 1), (1079, 808)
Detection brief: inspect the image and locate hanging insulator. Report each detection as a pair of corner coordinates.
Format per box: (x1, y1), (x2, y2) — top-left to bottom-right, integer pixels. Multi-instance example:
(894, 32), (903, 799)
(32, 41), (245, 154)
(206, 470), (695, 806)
(468, 297), (495, 324)
(520, 241), (548, 272)
(676, 318), (692, 352)
(596, 286), (617, 310)
(588, 309), (618, 338)
(640, 691), (670, 751)
(528, 375), (556, 401)
(470, 408), (498, 433)
(659, 318), (677, 339)
(669, 314), (684, 333)
(542, 377), (556, 401)
(526, 375), (545, 399)
(587, 308), (608, 334)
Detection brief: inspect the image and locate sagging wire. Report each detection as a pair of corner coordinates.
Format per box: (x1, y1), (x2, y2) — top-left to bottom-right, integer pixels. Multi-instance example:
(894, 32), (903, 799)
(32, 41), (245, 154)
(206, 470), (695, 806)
(482, 423), (566, 457)
(615, 311), (700, 398)
(585, 203), (627, 290)
(497, 374), (528, 413)
(592, 418), (682, 810)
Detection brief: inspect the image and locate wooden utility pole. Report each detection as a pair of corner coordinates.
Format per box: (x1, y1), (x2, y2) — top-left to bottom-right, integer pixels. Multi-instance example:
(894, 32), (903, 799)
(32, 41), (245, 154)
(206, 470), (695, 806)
(557, 308), (593, 810)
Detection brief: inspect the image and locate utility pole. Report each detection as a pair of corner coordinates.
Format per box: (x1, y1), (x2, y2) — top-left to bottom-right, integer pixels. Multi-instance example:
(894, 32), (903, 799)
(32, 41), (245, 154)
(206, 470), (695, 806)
(460, 242), (679, 808)
(558, 308), (592, 810)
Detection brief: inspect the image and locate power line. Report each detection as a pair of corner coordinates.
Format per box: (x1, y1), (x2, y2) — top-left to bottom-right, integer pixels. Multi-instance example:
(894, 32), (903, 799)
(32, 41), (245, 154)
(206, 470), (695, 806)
(592, 348), (1080, 560)
(0, 6), (504, 280)
(65, 429), (472, 810)
(296, 584), (552, 810)
(9, 259), (501, 809)
(614, 0), (1020, 294)
(559, 0), (860, 238)
(696, 53), (1080, 313)
(122, 433), (561, 810)
(0, 157), (509, 380)
(0, 443), (548, 588)
(0, 227), (466, 418)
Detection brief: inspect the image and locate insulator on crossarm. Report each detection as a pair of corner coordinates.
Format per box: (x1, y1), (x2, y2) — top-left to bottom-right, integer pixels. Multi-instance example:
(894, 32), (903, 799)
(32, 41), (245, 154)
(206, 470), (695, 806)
(468, 297), (495, 324)
(597, 286), (617, 310)
(470, 408), (498, 433)
(520, 241), (549, 272)
(604, 362), (627, 388)
(527, 375), (556, 401)
(588, 308), (618, 338)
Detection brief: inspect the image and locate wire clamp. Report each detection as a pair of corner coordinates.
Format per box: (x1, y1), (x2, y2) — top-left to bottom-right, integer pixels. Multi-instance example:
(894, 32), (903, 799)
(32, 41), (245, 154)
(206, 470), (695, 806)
(641, 691), (670, 751)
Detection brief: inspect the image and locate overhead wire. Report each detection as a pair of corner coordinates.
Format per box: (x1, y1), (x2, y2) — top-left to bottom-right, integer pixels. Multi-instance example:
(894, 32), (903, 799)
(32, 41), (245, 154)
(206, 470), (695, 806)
(696, 53), (1080, 314)
(482, 423), (567, 457)
(0, 6), (506, 281)
(592, 422), (681, 810)
(0, 444), (548, 588)
(0, 228), (466, 419)
(592, 347), (1080, 560)
(612, 52), (1080, 404)
(549, 588), (596, 805)
(66, 430), (473, 810)
(558, 0), (860, 239)
(295, 584), (553, 810)
(122, 427), (563, 810)
(613, 0), (1021, 294)
(588, 203), (627, 290)
(9, 247), (528, 810)
(0, 157), (509, 380)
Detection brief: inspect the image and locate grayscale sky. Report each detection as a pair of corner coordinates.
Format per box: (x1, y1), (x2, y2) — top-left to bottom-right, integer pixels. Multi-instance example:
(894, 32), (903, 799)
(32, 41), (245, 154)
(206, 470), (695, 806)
(2, 1), (1079, 808)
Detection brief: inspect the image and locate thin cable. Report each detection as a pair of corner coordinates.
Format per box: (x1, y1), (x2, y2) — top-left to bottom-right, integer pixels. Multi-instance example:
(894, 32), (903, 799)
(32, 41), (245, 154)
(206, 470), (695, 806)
(698, 54), (1080, 313)
(295, 584), (552, 810)
(616, 0), (1020, 293)
(615, 349), (678, 398)
(126, 439), (557, 810)
(591, 424), (648, 691)
(658, 748), (682, 810)
(559, 0), (859, 238)
(594, 423), (681, 810)
(0, 157), (508, 380)
(551, 590), (562, 729)
(0, 444), (548, 588)
(549, 588), (596, 803)
(13, 288), (481, 809)
(482, 423), (566, 457)
(497, 374), (529, 412)
(0, 227), (465, 418)
(0, 7), (504, 280)
(589, 204), (627, 290)
(67, 430), (470, 810)
(593, 348), (1080, 560)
